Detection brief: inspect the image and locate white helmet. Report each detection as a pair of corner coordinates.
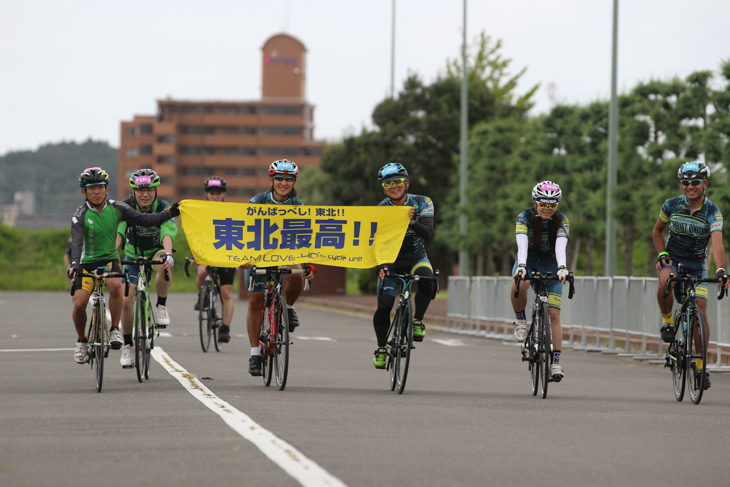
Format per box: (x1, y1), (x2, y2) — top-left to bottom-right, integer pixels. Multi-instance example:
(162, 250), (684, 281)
(532, 181), (562, 203)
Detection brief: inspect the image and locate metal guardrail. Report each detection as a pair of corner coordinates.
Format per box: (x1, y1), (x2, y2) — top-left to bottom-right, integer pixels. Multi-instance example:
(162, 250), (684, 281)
(446, 276), (730, 370)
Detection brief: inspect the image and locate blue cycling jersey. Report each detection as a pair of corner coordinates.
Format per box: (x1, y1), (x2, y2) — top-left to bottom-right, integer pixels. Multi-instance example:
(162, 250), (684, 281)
(378, 194), (434, 258)
(659, 195), (723, 261)
(515, 208), (570, 262)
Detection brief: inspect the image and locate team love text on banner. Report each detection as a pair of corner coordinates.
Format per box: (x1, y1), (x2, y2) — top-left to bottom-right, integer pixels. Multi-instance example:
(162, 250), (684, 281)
(179, 200), (409, 268)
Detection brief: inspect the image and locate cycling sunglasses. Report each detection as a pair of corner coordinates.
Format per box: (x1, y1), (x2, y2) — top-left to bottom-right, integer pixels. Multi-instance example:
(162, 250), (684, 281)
(537, 202), (558, 209)
(273, 175), (296, 182)
(681, 179), (706, 187)
(382, 177), (406, 189)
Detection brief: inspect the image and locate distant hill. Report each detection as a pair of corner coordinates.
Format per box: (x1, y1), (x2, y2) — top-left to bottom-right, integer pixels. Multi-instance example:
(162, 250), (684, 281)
(0, 139), (118, 228)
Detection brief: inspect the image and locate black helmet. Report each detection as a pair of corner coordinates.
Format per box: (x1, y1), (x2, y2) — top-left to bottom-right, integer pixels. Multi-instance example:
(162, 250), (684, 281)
(79, 167), (109, 188)
(129, 168), (160, 189)
(677, 161), (710, 180)
(378, 163), (408, 182)
(204, 177), (227, 192)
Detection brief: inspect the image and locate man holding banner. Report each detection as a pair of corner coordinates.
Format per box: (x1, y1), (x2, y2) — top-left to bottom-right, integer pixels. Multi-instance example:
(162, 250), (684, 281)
(240, 160), (315, 376)
(372, 163), (436, 370)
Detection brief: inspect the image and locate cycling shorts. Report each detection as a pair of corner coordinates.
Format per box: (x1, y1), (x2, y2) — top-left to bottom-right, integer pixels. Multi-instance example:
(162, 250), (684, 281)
(123, 248), (167, 287)
(214, 267), (237, 287)
(377, 255), (433, 298)
(660, 255), (708, 300)
(74, 260), (122, 294)
(512, 259), (563, 309)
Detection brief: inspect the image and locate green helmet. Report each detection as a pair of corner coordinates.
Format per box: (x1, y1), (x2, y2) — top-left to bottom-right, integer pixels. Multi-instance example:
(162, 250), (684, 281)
(129, 169), (160, 189)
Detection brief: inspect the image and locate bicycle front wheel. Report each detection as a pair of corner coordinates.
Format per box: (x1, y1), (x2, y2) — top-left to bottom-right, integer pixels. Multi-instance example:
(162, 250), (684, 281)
(93, 303), (105, 393)
(144, 297), (154, 380)
(198, 288), (211, 352)
(395, 301), (413, 394)
(387, 306), (402, 391)
(134, 292), (145, 382)
(261, 302), (274, 387)
(528, 315), (539, 396)
(273, 298), (290, 391)
(687, 309), (706, 405)
(540, 303), (551, 399)
(671, 333), (685, 402)
(212, 287), (222, 352)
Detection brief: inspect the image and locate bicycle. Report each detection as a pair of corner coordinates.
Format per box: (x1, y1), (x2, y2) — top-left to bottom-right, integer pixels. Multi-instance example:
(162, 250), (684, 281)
(515, 271), (575, 399)
(662, 264), (727, 405)
(248, 265), (309, 390)
(378, 268), (440, 394)
(184, 257), (223, 353)
(71, 266), (127, 393)
(121, 257), (168, 382)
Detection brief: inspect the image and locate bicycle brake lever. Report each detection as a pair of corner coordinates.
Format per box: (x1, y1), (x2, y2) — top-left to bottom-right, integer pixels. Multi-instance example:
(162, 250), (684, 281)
(514, 275), (521, 298)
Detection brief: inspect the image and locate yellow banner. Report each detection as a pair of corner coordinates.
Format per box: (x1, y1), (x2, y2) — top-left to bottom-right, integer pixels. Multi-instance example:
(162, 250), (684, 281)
(179, 200), (409, 268)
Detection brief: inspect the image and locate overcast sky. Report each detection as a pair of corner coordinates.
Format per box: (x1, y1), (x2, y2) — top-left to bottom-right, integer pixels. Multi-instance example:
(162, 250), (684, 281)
(1, 0), (729, 155)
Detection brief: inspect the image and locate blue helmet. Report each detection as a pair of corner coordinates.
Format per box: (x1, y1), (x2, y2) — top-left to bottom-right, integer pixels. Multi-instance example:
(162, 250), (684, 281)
(677, 161), (710, 180)
(378, 163), (408, 182)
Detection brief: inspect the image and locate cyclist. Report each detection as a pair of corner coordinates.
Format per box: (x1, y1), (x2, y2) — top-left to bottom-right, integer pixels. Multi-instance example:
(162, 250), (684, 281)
(240, 160), (315, 376)
(372, 163), (435, 370)
(510, 181), (570, 381)
(115, 169), (177, 367)
(653, 161), (728, 390)
(190, 177), (238, 343)
(68, 167), (180, 365)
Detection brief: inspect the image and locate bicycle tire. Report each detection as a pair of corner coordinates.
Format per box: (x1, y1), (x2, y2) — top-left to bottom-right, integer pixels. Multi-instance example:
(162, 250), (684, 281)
(687, 308), (706, 405)
(134, 292), (145, 382)
(198, 287), (211, 352)
(94, 302), (105, 393)
(388, 305), (403, 391)
(212, 287), (222, 352)
(671, 325), (686, 401)
(261, 300), (274, 387)
(395, 300), (413, 394)
(274, 297), (290, 390)
(540, 302), (551, 399)
(144, 297), (154, 380)
(529, 309), (539, 396)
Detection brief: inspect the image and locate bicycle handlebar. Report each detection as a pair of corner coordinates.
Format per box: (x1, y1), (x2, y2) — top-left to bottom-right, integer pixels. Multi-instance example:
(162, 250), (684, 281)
(247, 265), (309, 293)
(377, 267), (441, 298)
(514, 271), (575, 300)
(120, 257), (169, 281)
(662, 271), (727, 300)
(69, 268), (126, 297)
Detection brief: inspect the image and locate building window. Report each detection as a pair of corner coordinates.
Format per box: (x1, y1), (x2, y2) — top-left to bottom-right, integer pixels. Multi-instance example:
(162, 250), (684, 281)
(222, 107), (236, 114)
(225, 167), (257, 176)
(161, 176), (175, 185)
(259, 147), (299, 156)
(126, 148), (139, 157)
(259, 126), (301, 136)
(180, 187), (199, 196)
(258, 168), (270, 177)
(126, 127), (138, 136)
(157, 134), (176, 143)
(140, 125), (153, 134)
(225, 147), (256, 156)
(238, 105), (256, 114)
(157, 155), (176, 164)
(301, 147), (322, 156)
(236, 188), (257, 197)
(179, 146), (200, 155)
(201, 147), (215, 155)
(225, 126), (256, 135)
(140, 145), (153, 154)
(259, 106), (302, 115)
(181, 106), (192, 114)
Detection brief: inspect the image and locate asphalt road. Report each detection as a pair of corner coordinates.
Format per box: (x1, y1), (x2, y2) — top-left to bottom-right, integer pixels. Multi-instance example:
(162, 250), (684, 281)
(2, 291), (730, 487)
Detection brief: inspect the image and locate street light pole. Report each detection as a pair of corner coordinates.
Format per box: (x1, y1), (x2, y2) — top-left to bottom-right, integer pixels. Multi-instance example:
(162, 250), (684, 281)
(459, 0), (469, 276)
(605, 0), (619, 276)
(390, 0), (396, 98)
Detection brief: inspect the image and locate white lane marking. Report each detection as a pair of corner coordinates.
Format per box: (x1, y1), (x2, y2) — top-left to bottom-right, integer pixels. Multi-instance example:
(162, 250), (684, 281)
(151, 347), (348, 487)
(159, 332), (172, 337)
(432, 338), (468, 347)
(0, 348), (74, 352)
(11, 334), (18, 338)
(296, 336), (336, 342)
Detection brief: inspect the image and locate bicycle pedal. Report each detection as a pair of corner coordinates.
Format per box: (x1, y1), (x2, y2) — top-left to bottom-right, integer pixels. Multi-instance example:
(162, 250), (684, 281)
(122, 363), (134, 369)
(521, 356), (530, 362)
(409, 344), (416, 350)
(156, 324), (167, 329)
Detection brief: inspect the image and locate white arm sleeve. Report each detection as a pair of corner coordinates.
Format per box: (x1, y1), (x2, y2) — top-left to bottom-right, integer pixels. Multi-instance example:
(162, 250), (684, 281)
(555, 237), (568, 268)
(516, 233), (529, 266)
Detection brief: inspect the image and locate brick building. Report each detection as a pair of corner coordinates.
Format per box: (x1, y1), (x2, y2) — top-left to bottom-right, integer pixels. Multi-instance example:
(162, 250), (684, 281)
(118, 33), (346, 295)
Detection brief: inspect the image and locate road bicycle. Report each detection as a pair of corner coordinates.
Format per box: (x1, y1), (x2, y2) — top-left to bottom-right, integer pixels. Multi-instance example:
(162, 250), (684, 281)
(379, 268), (440, 394)
(662, 264), (727, 405)
(248, 265), (309, 390)
(515, 271), (575, 399)
(71, 266), (127, 393)
(121, 257), (167, 382)
(185, 257), (222, 353)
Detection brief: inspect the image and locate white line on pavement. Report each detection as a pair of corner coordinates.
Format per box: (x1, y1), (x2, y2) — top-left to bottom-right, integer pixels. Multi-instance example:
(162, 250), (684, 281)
(296, 336), (337, 342)
(0, 348), (74, 352)
(432, 338), (468, 347)
(159, 332), (172, 337)
(151, 347), (348, 487)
